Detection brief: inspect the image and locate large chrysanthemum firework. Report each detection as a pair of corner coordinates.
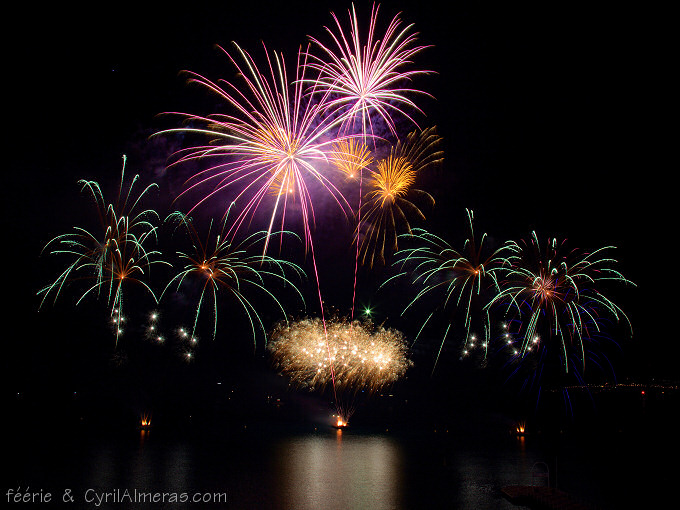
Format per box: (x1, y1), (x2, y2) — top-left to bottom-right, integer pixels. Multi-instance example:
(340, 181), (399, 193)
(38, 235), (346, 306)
(308, 2), (432, 139)
(38, 156), (167, 342)
(158, 42), (352, 255)
(488, 232), (634, 376)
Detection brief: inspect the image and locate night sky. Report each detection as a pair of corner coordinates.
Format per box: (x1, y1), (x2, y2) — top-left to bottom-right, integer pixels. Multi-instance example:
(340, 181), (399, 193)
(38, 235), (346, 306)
(2, 1), (672, 417)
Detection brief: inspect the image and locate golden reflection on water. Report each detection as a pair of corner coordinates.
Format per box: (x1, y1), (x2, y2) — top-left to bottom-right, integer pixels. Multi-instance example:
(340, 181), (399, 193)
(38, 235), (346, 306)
(274, 433), (405, 510)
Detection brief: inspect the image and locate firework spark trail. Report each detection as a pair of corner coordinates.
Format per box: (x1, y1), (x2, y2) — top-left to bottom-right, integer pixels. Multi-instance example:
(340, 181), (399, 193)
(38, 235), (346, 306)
(359, 126), (443, 267)
(487, 231), (635, 375)
(385, 209), (514, 370)
(329, 139), (374, 318)
(38, 155), (168, 343)
(161, 210), (305, 346)
(354, 170), (362, 320)
(268, 316), (411, 420)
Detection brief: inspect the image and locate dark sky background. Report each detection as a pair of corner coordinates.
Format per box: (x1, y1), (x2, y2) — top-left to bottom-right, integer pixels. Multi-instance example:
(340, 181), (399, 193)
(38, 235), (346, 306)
(2, 1), (672, 410)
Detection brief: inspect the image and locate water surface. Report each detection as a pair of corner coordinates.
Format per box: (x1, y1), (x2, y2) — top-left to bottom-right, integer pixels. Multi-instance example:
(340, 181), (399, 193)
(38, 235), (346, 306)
(6, 414), (677, 509)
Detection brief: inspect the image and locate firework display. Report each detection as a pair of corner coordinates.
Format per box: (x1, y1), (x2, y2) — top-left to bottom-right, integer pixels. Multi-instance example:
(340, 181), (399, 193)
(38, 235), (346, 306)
(306, 2), (432, 319)
(307, 2), (432, 139)
(387, 210), (513, 366)
(358, 127), (443, 267)
(151, 4), (437, 366)
(33, 2), (638, 418)
(161, 211), (305, 344)
(38, 156), (167, 342)
(157, 42), (353, 256)
(268, 317), (411, 394)
(487, 232), (634, 375)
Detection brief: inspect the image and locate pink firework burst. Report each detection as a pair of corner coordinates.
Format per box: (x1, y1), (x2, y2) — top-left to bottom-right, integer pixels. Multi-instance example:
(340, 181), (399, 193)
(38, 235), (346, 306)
(158, 42), (353, 255)
(307, 2), (433, 140)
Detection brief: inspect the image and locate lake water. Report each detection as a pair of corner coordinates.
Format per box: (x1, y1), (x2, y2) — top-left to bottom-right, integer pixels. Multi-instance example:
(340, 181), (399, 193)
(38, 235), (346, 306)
(6, 409), (677, 510)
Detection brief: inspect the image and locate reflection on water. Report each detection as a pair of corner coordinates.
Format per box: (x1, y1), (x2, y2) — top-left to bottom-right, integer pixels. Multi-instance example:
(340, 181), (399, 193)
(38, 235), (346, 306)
(6, 426), (535, 510)
(9, 420), (675, 509)
(273, 429), (405, 510)
(82, 434), (197, 499)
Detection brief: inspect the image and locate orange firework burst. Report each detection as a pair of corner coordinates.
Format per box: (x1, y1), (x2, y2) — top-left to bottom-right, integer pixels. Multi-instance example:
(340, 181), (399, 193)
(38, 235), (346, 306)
(358, 127), (443, 267)
(370, 155), (416, 206)
(329, 138), (373, 180)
